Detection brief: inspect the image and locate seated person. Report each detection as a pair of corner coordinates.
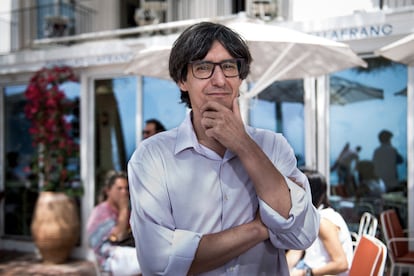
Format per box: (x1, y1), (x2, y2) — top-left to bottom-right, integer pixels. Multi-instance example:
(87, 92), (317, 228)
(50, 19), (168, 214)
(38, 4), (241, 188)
(356, 160), (386, 198)
(87, 170), (141, 275)
(286, 169), (354, 276)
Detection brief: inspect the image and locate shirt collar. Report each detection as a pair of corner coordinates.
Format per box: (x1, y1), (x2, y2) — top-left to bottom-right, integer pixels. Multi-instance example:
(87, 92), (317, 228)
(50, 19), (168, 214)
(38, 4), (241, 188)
(175, 111), (253, 161)
(175, 112), (199, 155)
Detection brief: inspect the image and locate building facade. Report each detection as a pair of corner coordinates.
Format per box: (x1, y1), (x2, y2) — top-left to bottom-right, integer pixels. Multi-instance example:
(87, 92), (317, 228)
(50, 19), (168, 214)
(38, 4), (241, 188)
(0, 0), (413, 260)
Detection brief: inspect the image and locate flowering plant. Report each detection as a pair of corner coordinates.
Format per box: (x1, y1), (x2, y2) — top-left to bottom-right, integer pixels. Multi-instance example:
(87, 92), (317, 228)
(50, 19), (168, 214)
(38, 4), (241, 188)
(24, 66), (82, 196)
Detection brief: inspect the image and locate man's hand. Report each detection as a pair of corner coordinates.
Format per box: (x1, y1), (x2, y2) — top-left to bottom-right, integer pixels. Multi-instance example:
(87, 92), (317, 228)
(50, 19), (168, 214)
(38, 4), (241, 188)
(200, 98), (248, 152)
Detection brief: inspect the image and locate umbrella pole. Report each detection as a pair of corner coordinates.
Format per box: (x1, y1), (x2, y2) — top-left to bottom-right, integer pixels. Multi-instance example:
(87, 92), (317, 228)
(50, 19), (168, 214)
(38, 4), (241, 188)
(275, 102), (283, 133)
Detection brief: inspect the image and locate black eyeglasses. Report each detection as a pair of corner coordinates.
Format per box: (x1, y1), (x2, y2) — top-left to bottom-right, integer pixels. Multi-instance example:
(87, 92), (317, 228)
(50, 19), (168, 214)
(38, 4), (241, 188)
(189, 58), (245, 80)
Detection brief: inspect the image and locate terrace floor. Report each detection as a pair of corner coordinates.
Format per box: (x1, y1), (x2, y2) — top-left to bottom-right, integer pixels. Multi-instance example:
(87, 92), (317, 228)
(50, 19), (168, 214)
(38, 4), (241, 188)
(0, 250), (97, 276)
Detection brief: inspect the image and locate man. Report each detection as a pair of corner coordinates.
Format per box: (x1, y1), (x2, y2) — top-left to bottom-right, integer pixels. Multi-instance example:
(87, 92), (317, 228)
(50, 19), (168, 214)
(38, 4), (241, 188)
(142, 118), (166, 139)
(373, 129), (403, 192)
(128, 22), (319, 275)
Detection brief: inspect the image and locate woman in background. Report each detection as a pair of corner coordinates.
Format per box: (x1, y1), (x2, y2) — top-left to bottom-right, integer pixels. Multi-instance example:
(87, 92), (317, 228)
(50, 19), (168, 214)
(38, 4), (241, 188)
(286, 169), (353, 276)
(87, 170), (141, 275)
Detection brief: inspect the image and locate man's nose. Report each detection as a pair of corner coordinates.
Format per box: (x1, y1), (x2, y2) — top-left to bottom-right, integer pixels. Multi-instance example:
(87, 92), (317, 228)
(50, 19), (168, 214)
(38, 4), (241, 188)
(210, 64), (226, 85)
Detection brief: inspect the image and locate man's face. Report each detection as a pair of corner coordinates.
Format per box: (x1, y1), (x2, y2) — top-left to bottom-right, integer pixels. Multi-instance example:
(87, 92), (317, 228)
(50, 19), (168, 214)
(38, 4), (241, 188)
(143, 122), (157, 139)
(178, 41), (243, 115)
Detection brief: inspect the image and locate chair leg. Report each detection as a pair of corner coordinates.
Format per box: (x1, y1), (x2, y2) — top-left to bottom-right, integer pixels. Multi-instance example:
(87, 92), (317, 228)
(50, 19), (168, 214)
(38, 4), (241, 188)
(390, 264), (395, 276)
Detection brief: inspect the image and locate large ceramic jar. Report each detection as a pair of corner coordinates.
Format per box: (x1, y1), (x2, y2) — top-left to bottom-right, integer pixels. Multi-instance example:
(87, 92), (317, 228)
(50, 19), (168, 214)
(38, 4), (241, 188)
(31, 191), (80, 264)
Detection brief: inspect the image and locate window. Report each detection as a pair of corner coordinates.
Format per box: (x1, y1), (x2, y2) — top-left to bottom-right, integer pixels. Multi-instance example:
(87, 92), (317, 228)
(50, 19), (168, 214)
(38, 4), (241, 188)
(93, 76), (185, 203)
(329, 59), (408, 230)
(142, 76), (185, 131)
(250, 80), (305, 167)
(3, 81), (80, 237)
(37, 0), (75, 38)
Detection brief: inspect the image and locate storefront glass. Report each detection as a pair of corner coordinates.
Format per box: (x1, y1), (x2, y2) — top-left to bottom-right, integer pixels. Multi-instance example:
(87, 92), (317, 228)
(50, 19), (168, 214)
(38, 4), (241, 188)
(3, 81), (80, 237)
(94, 76), (185, 203)
(94, 77), (136, 202)
(142, 77), (186, 131)
(329, 59), (408, 231)
(249, 80), (305, 167)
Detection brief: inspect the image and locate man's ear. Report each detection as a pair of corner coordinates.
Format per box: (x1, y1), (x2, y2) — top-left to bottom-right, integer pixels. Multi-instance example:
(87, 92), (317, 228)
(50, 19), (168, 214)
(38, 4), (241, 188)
(178, 80), (187, 92)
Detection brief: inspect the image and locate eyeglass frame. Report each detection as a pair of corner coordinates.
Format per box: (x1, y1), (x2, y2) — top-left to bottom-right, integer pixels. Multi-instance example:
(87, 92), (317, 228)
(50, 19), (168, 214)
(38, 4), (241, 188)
(188, 58), (246, 80)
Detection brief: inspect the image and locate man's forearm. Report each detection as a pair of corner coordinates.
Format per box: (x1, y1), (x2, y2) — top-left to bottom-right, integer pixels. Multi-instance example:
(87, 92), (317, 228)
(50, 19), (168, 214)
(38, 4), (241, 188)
(188, 216), (268, 275)
(235, 137), (292, 218)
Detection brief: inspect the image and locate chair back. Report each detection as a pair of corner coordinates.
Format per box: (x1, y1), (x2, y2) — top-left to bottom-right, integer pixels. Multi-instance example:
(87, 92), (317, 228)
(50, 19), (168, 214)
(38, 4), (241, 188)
(349, 235), (387, 276)
(380, 209), (408, 258)
(358, 212), (378, 237)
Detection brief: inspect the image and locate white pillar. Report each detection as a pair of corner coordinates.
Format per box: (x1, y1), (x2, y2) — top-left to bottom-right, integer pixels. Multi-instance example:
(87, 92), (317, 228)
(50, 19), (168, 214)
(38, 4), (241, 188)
(0, 0), (11, 53)
(407, 66), (414, 251)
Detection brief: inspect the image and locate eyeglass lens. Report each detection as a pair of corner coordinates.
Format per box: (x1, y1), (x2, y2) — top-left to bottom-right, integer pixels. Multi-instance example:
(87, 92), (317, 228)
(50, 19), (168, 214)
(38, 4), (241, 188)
(190, 59), (244, 79)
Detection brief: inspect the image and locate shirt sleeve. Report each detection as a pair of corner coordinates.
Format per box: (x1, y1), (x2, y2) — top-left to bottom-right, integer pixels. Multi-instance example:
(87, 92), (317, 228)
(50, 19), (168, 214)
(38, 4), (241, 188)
(257, 133), (320, 250)
(128, 145), (201, 275)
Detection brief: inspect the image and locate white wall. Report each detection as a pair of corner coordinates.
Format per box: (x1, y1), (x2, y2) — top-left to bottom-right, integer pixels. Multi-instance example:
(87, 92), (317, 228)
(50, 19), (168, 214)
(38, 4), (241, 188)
(0, 0), (11, 53)
(86, 0), (120, 32)
(291, 0), (379, 21)
(174, 0), (232, 20)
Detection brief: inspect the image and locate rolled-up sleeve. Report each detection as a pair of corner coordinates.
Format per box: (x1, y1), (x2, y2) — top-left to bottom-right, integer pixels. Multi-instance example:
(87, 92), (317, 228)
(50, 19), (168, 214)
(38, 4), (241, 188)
(259, 176), (319, 250)
(128, 146), (201, 275)
(257, 132), (320, 250)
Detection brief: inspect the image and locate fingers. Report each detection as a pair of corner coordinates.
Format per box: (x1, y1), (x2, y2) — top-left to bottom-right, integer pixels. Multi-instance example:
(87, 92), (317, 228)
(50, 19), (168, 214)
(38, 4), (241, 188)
(200, 101), (227, 131)
(199, 100), (245, 147)
(232, 98), (242, 121)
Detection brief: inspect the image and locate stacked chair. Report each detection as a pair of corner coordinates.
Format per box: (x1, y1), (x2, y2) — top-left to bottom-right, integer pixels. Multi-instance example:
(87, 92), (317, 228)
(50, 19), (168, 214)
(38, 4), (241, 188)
(349, 234), (387, 276)
(380, 209), (414, 276)
(351, 211), (378, 249)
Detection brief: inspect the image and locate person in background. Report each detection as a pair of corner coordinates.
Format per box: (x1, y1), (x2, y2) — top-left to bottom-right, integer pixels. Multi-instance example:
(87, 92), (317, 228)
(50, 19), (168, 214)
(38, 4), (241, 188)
(372, 129), (404, 192)
(286, 169), (353, 276)
(87, 170), (141, 275)
(128, 21), (319, 275)
(142, 118), (166, 139)
(356, 160), (386, 198)
(331, 143), (361, 196)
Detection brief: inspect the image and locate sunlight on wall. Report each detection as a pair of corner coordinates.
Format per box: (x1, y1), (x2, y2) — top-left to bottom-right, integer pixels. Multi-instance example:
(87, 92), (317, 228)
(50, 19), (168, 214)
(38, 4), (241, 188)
(291, 0), (377, 21)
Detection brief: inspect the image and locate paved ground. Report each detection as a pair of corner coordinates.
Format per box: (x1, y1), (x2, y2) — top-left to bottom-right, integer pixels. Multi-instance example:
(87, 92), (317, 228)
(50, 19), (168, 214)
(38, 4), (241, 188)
(0, 250), (97, 276)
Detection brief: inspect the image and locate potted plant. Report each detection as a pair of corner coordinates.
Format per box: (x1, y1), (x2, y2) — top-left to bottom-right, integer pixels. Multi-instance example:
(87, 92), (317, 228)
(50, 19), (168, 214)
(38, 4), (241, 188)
(24, 65), (82, 264)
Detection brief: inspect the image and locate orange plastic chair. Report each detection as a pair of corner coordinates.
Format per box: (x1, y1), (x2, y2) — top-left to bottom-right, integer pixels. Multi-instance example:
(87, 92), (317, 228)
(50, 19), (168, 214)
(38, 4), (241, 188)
(380, 209), (414, 276)
(349, 234), (387, 276)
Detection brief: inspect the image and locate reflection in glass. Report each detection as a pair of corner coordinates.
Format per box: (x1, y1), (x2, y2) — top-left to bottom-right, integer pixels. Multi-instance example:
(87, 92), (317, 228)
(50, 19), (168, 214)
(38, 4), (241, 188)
(250, 79), (306, 167)
(142, 76), (185, 131)
(329, 58), (407, 229)
(4, 82), (80, 236)
(94, 78), (135, 203)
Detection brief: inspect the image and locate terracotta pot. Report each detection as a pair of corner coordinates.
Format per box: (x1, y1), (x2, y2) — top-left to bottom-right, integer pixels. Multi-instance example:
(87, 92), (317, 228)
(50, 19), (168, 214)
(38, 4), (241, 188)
(31, 191), (80, 264)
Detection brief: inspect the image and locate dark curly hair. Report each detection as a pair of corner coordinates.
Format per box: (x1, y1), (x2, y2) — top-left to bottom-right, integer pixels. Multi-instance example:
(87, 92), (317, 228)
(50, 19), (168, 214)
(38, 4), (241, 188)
(169, 21), (252, 108)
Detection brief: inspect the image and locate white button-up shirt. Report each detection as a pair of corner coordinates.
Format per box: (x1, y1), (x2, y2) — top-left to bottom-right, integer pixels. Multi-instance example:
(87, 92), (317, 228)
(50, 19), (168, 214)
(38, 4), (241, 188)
(128, 113), (319, 276)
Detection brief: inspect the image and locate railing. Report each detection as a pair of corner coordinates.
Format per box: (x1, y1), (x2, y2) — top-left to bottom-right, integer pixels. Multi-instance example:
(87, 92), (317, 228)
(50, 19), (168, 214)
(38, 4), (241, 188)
(1, 2), (95, 51)
(381, 0), (414, 9)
